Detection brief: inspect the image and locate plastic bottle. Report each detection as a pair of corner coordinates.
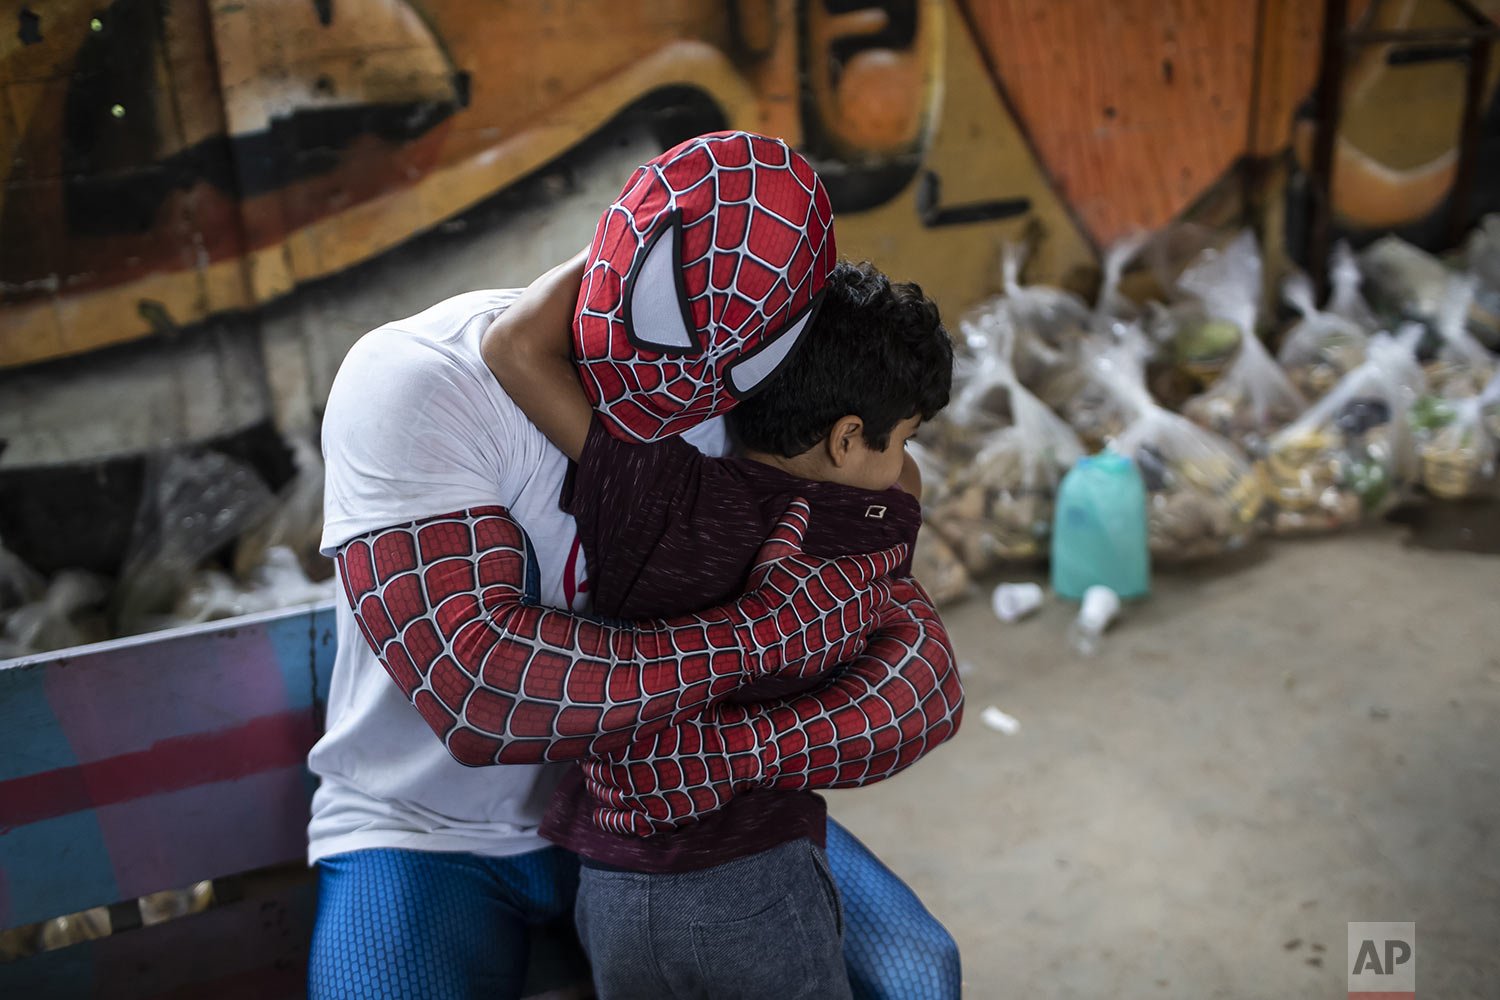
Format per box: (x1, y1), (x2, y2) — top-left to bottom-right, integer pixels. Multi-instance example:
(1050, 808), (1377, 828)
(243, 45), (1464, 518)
(1050, 449), (1151, 601)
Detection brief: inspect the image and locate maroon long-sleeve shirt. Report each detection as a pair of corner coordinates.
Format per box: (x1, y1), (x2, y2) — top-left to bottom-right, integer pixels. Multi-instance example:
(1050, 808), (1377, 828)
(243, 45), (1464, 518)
(540, 418), (919, 872)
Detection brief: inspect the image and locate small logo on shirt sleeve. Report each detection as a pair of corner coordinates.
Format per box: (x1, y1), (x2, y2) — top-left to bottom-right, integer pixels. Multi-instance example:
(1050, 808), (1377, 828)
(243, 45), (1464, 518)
(864, 505), (887, 520)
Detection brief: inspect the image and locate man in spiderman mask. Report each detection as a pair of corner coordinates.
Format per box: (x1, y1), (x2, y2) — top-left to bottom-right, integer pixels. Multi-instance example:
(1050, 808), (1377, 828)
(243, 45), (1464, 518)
(307, 131), (962, 999)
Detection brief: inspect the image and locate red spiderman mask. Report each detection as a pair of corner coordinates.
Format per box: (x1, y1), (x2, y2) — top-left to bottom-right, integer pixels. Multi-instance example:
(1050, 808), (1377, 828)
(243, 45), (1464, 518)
(574, 131), (837, 442)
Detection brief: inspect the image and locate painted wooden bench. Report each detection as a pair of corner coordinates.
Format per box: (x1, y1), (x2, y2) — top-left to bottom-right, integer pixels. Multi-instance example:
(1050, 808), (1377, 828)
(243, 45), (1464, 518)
(0, 603), (587, 998)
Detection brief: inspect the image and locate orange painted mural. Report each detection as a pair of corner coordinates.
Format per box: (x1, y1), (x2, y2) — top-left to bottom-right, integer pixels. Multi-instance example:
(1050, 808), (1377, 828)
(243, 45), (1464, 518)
(1, 0), (1019, 368)
(2, 0), (1498, 375)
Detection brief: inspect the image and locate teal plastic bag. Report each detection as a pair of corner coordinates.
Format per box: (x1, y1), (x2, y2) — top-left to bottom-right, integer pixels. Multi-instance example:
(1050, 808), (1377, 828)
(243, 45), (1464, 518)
(1050, 450), (1150, 601)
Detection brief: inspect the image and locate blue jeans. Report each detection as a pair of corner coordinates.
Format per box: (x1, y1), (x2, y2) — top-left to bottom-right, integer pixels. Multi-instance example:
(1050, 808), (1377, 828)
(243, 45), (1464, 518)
(308, 821), (959, 999)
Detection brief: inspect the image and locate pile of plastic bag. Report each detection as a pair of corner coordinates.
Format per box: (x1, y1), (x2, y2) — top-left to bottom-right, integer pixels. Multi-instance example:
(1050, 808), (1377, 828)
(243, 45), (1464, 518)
(1178, 233), (1306, 456)
(994, 242), (1093, 402)
(917, 310), (1086, 581)
(1278, 269), (1371, 401)
(1050, 235), (1152, 446)
(1261, 331), (1425, 533)
(1082, 334), (1266, 561)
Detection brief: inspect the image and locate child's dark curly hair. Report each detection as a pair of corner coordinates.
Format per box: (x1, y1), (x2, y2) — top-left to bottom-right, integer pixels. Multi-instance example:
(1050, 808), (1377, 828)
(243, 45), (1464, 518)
(728, 260), (953, 457)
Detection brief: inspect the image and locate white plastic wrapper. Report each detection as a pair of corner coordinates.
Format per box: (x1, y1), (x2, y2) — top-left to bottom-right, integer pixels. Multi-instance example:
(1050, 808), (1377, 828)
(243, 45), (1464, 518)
(1278, 271), (1370, 400)
(173, 546), (337, 625)
(1084, 341), (1265, 562)
(0, 569), (110, 659)
(922, 313), (1086, 570)
(1262, 331), (1425, 533)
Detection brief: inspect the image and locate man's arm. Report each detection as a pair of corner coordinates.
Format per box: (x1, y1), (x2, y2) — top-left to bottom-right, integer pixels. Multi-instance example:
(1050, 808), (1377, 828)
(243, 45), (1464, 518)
(336, 500), (908, 765)
(482, 250), (593, 461)
(581, 578), (965, 835)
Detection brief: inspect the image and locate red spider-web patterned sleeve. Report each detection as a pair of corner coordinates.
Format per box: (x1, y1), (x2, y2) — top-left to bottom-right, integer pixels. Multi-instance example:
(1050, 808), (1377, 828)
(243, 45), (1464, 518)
(335, 501), (906, 764)
(582, 578), (964, 835)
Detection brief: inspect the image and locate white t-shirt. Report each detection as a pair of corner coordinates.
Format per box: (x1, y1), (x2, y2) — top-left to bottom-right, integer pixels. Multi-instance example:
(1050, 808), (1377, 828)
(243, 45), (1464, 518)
(310, 289), (724, 862)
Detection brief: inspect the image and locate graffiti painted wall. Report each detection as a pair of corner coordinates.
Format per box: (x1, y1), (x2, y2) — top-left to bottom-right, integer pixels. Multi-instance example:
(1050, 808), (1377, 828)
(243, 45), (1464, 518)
(0, 0), (1497, 489)
(0, 0), (1085, 372)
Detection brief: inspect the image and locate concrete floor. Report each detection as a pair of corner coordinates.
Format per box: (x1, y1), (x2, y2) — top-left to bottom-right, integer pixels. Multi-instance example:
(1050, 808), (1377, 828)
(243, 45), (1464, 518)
(826, 523), (1499, 998)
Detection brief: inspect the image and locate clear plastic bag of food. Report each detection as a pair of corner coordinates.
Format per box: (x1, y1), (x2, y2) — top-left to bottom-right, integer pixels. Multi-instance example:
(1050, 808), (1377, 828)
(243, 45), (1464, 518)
(923, 315), (1086, 571)
(1175, 231), (1304, 454)
(1083, 342), (1265, 562)
(1278, 272), (1370, 400)
(990, 242), (1092, 398)
(1261, 331), (1425, 533)
(1327, 240), (1380, 333)
(1182, 317), (1305, 458)
(1410, 393), (1498, 500)
(1156, 231), (1265, 391)
(1422, 275), (1495, 399)
(923, 314), (1012, 461)
(1000, 241), (1092, 347)
(1054, 323), (1157, 450)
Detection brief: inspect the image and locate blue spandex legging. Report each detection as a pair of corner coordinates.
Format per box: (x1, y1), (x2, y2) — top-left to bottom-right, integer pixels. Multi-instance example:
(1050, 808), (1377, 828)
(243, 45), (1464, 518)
(308, 820), (960, 999)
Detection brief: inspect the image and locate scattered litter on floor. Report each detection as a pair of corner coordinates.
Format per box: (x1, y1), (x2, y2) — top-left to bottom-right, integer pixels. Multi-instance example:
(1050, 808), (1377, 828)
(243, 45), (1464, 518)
(1068, 585), (1121, 656)
(992, 582), (1043, 622)
(980, 705), (1021, 734)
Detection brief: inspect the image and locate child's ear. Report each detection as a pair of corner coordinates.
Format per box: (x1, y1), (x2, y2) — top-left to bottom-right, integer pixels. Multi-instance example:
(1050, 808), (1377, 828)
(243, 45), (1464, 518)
(826, 416), (864, 468)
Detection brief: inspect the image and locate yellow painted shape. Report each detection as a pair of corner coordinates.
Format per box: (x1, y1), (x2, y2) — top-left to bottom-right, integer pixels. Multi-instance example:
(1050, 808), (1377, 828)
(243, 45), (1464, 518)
(836, 2), (1092, 318)
(1, 40), (758, 368)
